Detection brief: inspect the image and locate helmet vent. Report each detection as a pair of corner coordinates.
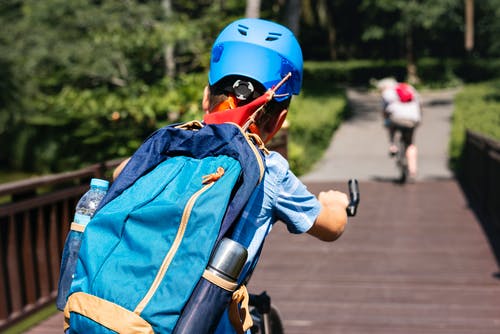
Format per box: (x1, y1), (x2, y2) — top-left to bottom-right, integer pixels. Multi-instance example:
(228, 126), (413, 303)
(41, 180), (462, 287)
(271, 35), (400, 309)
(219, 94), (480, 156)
(265, 32), (282, 42)
(237, 24), (249, 36)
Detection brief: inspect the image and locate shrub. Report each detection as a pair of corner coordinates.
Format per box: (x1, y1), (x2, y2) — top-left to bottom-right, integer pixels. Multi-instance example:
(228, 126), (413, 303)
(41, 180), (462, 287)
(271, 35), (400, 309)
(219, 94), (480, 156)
(449, 79), (500, 171)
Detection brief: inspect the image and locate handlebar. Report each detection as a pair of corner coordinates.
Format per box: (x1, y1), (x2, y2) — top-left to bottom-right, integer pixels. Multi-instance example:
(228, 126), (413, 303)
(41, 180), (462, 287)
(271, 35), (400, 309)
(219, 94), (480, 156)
(346, 179), (360, 217)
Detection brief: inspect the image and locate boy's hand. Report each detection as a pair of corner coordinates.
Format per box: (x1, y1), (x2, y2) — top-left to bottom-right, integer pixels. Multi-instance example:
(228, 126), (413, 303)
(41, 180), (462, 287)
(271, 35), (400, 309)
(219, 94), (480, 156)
(318, 190), (349, 210)
(308, 190), (349, 242)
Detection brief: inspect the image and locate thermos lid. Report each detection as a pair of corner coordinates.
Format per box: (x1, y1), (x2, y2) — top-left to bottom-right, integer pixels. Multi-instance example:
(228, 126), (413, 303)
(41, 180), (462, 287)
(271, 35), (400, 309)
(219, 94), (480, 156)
(208, 238), (248, 281)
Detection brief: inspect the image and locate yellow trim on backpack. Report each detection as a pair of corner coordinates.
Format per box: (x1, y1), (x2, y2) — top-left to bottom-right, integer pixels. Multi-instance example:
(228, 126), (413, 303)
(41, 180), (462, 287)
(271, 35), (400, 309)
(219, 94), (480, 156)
(134, 181), (216, 315)
(70, 222), (86, 233)
(64, 292), (154, 334)
(202, 269), (238, 292)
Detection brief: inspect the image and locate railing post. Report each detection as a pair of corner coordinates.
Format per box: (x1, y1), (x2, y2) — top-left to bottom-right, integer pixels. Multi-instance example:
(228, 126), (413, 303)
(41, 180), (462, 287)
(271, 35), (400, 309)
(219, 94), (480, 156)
(462, 130), (500, 231)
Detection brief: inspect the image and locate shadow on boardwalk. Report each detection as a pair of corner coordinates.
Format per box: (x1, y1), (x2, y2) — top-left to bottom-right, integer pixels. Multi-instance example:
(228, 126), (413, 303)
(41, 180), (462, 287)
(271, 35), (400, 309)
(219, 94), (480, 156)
(26, 88), (500, 333)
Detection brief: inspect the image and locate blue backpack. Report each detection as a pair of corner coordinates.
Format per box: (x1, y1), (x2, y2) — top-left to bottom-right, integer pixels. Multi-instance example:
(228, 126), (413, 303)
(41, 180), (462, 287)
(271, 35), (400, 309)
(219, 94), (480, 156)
(63, 121), (265, 333)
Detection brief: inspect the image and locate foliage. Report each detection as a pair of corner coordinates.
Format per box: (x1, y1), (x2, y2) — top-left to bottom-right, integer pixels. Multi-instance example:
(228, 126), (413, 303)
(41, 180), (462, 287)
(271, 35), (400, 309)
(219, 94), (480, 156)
(360, 0), (460, 37)
(304, 58), (500, 88)
(0, 0), (228, 172)
(476, 0), (500, 56)
(0, 0), (499, 174)
(449, 79), (500, 170)
(13, 73), (206, 172)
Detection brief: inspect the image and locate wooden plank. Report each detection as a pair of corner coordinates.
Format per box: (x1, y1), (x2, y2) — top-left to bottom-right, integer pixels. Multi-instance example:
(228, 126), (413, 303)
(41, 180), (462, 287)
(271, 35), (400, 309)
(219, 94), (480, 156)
(48, 205), (60, 293)
(35, 208), (50, 303)
(0, 217), (9, 322)
(22, 212), (38, 307)
(7, 215), (23, 316)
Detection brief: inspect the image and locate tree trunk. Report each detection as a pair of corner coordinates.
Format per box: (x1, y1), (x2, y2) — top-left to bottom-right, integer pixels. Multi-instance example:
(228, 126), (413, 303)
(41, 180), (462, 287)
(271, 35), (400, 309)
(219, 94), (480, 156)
(465, 0), (474, 52)
(285, 0), (301, 36)
(162, 0), (175, 78)
(245, 0), (261, 18)
(324, 1), (337, 60)
(405, 30), (419, 85)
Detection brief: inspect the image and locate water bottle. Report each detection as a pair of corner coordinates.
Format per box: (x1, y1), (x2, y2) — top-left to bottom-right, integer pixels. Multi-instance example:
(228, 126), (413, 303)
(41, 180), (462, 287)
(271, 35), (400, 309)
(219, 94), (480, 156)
(56, 178), (109, 310)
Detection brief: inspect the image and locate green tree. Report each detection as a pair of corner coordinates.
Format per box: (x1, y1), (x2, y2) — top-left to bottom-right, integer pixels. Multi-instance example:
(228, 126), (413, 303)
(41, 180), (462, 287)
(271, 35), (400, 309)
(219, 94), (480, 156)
(360, 0), (462, 83)
(0, 0), (247, 173)
(475, 0), (500, 57)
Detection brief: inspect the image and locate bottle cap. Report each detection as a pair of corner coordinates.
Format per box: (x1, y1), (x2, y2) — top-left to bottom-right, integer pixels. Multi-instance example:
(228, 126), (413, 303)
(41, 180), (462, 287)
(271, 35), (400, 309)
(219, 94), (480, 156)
(90, 178), (110, 190)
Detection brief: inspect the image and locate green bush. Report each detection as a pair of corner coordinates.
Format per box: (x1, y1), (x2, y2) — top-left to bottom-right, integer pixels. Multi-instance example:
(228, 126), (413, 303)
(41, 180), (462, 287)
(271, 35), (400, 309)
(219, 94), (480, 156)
(8, 74), (206, 173)
(2, 69), (348, 176)
(449, 79), (500, 170)
(304, 60), (407, 86)
(304, 58), (500, 88)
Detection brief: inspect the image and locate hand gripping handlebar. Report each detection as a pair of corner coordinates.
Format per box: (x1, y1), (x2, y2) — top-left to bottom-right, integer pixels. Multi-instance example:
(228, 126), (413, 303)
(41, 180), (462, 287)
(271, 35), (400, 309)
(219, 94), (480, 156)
(346, 179), (360, 217)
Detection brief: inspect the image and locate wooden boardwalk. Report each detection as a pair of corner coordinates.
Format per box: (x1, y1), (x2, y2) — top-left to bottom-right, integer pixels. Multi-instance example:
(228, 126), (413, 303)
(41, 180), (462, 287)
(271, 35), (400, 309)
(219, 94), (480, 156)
(247, 180), (500, 334)
(26, 179), (500, 333)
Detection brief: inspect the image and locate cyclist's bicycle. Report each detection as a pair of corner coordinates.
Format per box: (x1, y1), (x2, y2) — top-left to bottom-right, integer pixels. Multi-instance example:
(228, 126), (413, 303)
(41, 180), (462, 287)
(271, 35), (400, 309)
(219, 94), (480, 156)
(248, 179), (360, 334)
(393, 130), (409, 183)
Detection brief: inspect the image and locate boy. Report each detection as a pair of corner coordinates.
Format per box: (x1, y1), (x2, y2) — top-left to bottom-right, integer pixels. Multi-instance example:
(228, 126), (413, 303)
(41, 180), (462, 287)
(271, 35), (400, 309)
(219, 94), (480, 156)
(202, 17), (349, 333)
(114, 18), (349, 333)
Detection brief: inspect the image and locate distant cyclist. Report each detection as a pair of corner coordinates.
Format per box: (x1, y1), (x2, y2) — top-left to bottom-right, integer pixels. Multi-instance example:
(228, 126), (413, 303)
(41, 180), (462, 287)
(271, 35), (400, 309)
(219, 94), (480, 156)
(377, 78), (422, 182)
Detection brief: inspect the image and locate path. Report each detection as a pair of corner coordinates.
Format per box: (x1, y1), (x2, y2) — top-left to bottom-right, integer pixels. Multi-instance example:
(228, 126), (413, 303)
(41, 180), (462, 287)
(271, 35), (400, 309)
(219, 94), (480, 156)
(302, 88), (457, 182)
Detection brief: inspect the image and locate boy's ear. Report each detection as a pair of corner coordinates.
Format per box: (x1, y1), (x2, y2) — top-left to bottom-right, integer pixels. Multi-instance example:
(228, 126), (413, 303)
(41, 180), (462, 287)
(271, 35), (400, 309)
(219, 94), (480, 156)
(264, 109), (288, 143)
(202, 86), (210, 113)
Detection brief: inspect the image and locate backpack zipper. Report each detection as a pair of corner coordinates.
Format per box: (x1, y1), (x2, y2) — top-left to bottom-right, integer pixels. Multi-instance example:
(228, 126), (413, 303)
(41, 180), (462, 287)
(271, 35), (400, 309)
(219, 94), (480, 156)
(133, 178), (217, 315)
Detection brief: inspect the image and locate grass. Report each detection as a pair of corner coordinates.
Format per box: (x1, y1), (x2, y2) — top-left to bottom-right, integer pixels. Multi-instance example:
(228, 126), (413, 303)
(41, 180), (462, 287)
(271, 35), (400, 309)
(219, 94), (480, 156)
(2, 304), (59, 334)
(449, 78), (500, 170)
(0, 170), (41, 184)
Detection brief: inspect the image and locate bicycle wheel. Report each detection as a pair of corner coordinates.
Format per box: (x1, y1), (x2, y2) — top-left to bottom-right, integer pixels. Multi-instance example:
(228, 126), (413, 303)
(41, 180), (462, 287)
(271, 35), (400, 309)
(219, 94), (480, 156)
(396, 134), (408, 183)
(250, 304), (284, 334)
(268, 304), (284, 334)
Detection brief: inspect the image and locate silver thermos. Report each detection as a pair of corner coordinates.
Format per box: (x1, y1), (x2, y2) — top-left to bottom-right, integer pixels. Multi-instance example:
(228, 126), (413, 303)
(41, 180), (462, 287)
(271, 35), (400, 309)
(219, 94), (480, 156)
(206, 238), (248, 283)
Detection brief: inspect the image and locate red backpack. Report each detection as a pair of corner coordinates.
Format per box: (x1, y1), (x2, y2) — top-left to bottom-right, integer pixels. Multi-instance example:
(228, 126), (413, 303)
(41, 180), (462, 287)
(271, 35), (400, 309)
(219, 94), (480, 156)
(395, 83), (414, 102)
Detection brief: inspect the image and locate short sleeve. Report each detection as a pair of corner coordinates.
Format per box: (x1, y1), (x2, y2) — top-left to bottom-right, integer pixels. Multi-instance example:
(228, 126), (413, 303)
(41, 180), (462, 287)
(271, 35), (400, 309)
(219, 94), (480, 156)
(269, 153), (321, 234)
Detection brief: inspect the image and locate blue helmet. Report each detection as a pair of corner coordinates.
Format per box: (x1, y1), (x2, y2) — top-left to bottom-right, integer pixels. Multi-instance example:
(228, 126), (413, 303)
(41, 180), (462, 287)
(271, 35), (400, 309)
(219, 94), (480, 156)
(209, 18), (303, 101)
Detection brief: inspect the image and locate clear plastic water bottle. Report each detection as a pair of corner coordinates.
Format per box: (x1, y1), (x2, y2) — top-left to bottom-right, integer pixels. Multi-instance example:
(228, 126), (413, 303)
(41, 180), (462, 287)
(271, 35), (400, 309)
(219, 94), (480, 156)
(56, 178), (109, 310)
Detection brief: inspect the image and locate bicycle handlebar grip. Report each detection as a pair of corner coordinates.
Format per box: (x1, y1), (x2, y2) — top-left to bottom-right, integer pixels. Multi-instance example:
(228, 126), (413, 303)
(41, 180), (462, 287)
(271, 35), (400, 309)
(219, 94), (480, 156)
(346, 179), (360, 217)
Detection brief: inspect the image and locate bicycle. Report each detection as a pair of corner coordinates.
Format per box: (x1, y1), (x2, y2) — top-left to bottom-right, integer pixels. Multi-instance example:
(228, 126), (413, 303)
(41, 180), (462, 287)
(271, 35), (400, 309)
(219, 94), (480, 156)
(248, 179), (360, 334)
(393, 129), (409, 183)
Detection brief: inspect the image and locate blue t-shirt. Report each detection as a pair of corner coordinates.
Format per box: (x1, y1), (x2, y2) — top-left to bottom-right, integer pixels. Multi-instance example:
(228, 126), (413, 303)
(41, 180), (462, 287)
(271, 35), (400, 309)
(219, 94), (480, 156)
(215, 151), (321, 333)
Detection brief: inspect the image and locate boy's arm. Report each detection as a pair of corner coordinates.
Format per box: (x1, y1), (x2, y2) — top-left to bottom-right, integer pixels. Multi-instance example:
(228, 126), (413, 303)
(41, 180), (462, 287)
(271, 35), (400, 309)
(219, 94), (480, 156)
(307, 190), (349, 242)
(112, 157), (131, 180)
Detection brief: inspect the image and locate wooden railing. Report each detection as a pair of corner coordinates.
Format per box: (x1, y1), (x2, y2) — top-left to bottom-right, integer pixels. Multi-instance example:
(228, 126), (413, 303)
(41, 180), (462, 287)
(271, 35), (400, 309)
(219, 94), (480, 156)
(460, 130), (500, 230)
(0, 128), (288, 331)
(0, 160), (121, 331)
